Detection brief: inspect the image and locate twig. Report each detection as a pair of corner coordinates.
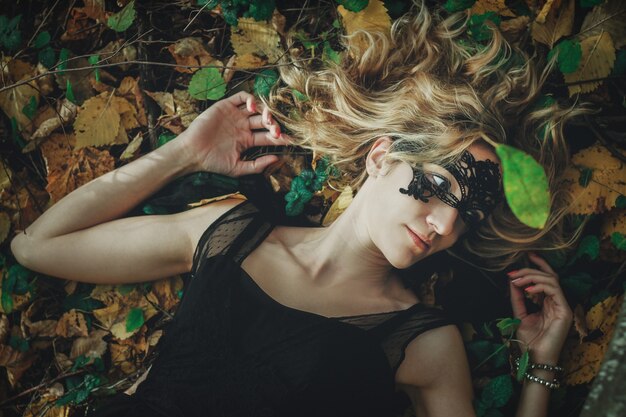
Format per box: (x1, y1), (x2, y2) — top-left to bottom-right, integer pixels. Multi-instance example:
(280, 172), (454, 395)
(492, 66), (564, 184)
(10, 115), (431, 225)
(0, 369), (86, 407)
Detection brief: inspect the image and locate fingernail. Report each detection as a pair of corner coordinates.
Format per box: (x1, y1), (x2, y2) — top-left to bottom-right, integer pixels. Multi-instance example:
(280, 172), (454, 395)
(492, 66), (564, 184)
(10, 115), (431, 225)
(524, 286), (535, 292)
(507, 270), (518, 276)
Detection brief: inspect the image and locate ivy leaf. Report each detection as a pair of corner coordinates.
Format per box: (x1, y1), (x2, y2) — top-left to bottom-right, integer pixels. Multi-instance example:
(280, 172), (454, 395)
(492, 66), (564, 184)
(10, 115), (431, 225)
(323, 41), (341, 65)
(107, 0), (136, 32)
(338, 0), (370, 13)
(516, 351), (529, 381)
(443, 0), (476, 13)
(88, 55), (100, 82)
(116, 283), (137, 295)
(33, 30), (50, 48)
(0, 15), (22, 51)
(57, 48), (70, 75)
(188, 67), (227, 100)
(579, 168), (593, 187)
(467, 12), (501, 42)
(547, 39), (582, 74)
(66, 79), (76, 104)
(253, 68), (279, 99)
(292, 89), (309, 102)
(246, 0), (276, 20)
(197, 0), (219, 7)
(611, 232), (626, 251)
(157, 132), (177, 148)
(21, 95), (37, 120)
(9, 264), (32, 295)
(481, 374), (513, 408)
(38, 46), (55, 68)
(561, 272), (594, 303)
(62, 291), (104, 312)
(496, 317), (521, 337)
(8, 335), (29, 352)
(495, 144), (550, 229)
(126, 307), (145, 333)
(574, 235), (600, 261)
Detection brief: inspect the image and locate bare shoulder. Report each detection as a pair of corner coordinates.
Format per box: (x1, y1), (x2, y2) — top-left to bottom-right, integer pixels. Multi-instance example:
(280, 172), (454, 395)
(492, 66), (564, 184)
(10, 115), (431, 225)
(395, 324), (468, 388)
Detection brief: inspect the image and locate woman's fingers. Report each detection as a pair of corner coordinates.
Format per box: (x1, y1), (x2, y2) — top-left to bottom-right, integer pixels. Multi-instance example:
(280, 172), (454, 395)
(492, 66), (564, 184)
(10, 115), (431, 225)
(510, 274), (558, 287)
(248, 114), (280, 137)
(235, 154), (279, 176)
(252, 131), (291, 147)
(509, 280), (528, 319)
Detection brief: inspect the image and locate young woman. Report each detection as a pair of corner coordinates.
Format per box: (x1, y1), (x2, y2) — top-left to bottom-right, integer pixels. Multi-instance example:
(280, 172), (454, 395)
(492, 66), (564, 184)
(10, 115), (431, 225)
(11, 1), (590, 416)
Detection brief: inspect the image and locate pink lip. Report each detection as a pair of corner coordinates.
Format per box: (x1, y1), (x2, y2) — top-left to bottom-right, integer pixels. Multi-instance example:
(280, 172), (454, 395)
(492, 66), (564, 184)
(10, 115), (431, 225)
(406, 227), (431, 250)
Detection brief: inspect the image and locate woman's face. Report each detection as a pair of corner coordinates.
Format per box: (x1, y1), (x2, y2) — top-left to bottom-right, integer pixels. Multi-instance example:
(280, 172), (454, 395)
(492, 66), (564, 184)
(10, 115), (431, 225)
(362, 139), (502, 269)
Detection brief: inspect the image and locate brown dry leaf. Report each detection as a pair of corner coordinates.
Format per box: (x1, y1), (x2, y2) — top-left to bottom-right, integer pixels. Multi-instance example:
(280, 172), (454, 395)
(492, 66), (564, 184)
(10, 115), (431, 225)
(147, 330), (163, 346)
(65, 280), (78, 296)
(26, 99), (78, 144)
(26, 320), (58, 338)
(148, 276), (184, 311)
(36, 62), (56, 94)
(0, 58), (39, 134)
(167, 37), (219, 73)
(536, 0), (561, 23)
(0, 314), (8, 343)
(83, 0), (108, 22)
(54, 56), (95, 105)
(0, 289), (31, 313)
(0, 211), (9, 244)
(145, 91), (176, 116)
(562, 144), (626, 215)
(322, 186), (353, 226)
(600, 208), (626, 240)
(70, 329), (108, 360)
(0, 171), (49, 231)
(233, 53), (268, 70)
(55, 309), (89, 338)
(74, 94), (121, 148)
(0, 159), (13, 194)
(173, 89), (198, 128)
(0, 344), (37, 387)
(471, 0), (516, 17)
(562, 294), (623, 385)
(564, 32), (616, 96)
(531, 0), (574, 48)
(40, 133), (115, 204)
(61, 7), (102, 41)
(97, 40), (138, 71)
(23, 396), (70, 417)
(92, 302), (122, 330)
(580, 0), (626, 49)
(230, 17), (283, 63)
(187, 192), (246, 208)
(120, 132), (145, 160)
(338, 0), (391, 55)
(109, 328), (149, 374)
(118, 76), (147, 126)
(573, 304), (588, 342)
(500, 15), (530, 44)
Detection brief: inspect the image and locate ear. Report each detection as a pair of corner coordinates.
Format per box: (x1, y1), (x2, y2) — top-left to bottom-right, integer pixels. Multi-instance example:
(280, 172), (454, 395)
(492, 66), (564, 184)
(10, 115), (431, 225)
(366, 136), (393, 178)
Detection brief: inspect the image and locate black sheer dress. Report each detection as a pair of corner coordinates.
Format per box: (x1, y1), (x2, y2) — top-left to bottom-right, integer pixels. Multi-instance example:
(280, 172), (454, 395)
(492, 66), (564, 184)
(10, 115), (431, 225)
(87, 199), (453, 417)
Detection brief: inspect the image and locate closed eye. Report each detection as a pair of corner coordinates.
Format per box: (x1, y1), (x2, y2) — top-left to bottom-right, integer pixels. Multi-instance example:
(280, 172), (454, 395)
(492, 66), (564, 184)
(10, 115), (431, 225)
(427, 173), (451, 192)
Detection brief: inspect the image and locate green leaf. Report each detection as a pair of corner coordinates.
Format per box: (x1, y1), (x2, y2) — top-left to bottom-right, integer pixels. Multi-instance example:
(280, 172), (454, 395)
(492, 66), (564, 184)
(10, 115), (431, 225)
(21, 95), (37, 120)
(580, 0), (603, 7)
(574, 235), (600, 261)
(384, 0), (412, 18)
(443, 0), (476, 13)
(8, 335), (29, 352)
(0, 291), (12, 314)
(57, 48), (70, 75)
(116, 283), (137, 295)
(516, 350), (529, 381)
(496, 317), (521, 337)
(616, 195), (626, 208)
(338, 0), (369, 12)
(495, 144), (550, 229)
(70, 354), (90, 371)
(9, 264), (32, 295)
(247, 0), (275, 20)
(197, 0), (219, 7)
(62, 291), (104, 312)
(482, 374), (513, 408)
(107, 0), (136, 32)
(611, 232), (626, 251)
(188, 67), (227, 100)
(157, 132), (177, 148)
(561, 272), (594, 303)
(38, 46), (55, 68)
(126, 307), (144, 333)
(467, 12), (501, 42)
(292, 89), (309, 102)
(323, 41), (341, 65)
(223, 4), (239, 26)
(66, 79), (76, 104)
(579, 168), (593, 187)
(88, 55), (100, 83)
(253, 68), (279, 99)
(33, 30), (50, 48)
(548, 39), (582, 74)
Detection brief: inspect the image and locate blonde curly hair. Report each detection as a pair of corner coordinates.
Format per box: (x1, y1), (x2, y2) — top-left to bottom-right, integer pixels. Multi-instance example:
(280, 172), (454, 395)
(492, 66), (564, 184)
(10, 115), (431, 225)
(262, 0), (598, 271)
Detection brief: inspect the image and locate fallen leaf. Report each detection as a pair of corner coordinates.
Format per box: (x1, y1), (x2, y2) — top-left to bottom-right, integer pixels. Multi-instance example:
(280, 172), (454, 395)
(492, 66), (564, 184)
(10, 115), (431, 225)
(70, 329), (108, 360)
(531, 0), (574, 48)
(0, 58), (39, 134)
(338, 0), (391, 55)
(580, 0), (626, 49)
(500, 15), (530, 44)
(0, 344), (37, 387)
(563, 32), (616, 96)
(55, 309), (89, 338)
(26, 99), (78, 144)
(73, 94), (121, 148)
(230, 17), (283, 63)
(322, 186), (353, 226)
(167, 37), (219, 73)
(0, 212), (10, 244)
(471, 0), (516, 17)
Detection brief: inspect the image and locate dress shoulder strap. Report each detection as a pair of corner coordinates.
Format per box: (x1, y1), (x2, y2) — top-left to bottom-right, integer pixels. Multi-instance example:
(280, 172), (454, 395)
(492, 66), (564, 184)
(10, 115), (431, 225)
(190, 199), (272, 277)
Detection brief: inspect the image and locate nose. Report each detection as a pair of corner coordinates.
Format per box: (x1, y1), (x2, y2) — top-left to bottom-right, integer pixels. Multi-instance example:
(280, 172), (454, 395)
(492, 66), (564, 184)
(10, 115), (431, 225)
(426, 204), (460, 236)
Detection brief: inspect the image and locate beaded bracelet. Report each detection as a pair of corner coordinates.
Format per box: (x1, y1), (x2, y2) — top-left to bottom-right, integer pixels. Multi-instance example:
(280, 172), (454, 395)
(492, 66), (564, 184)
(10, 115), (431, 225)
(514, 357), (564, 374)
(524, 372), (561, 389)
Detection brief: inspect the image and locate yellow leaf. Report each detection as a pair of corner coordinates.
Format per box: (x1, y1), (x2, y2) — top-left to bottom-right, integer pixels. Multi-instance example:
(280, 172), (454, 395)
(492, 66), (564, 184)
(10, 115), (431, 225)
(73, 94), (121, 148)
(55, 309), (89, 338)
(471, 0), (516, 17)
(580, 0), (626, 49)
(586, 295), (622, 336)
(322, 186), (353, 226)
(120, 132), (145, 160)
(0, 211), (9, 244)
(167, 37), (218, 74)
(0, 159), (12, 194)
(230, 17), (282, 63)
(337, 0), (391, 55)
(0, 58), (39, 134)
(70, 329), (108, 360)
(571, 142), (622, 170)
(531, 0), (574, 48)
(564, 32), (616, 96)
(536, 0), (559, 23)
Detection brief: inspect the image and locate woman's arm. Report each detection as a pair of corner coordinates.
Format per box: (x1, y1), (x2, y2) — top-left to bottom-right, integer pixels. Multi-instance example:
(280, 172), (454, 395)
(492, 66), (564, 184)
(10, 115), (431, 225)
(10, 92), (288, 283)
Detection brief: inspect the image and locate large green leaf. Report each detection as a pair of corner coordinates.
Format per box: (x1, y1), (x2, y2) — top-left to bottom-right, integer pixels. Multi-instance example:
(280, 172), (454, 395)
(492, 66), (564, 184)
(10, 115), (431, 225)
(495, 144), (550, 229)
(253, 68), (279, 99)
(547, 39), (582, 74)
(443, 0), (476, 13)
(126, 307), (145, 332)
(188, 67), (227, 100)
(338, 0), (369, 12)
(107, 0), (136, 32)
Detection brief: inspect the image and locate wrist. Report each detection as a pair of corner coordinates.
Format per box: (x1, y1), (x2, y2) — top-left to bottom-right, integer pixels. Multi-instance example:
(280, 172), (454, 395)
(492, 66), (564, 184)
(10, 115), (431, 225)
(165, 134), (200, 176)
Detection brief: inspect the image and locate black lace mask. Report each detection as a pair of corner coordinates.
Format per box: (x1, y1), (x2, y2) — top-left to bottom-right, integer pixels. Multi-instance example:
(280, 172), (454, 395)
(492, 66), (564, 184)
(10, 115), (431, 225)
(399, 150), (503, 228)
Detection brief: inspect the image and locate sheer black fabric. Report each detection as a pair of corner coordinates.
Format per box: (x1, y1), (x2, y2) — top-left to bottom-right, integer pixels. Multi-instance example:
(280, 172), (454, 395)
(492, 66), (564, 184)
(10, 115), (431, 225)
(87, 199), (453, 417)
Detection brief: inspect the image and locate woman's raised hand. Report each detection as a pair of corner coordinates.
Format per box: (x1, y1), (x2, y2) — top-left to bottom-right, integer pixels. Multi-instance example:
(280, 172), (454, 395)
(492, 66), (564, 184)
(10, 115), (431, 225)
(508, 252), (573, 363)
(175, 91), (291, 177)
